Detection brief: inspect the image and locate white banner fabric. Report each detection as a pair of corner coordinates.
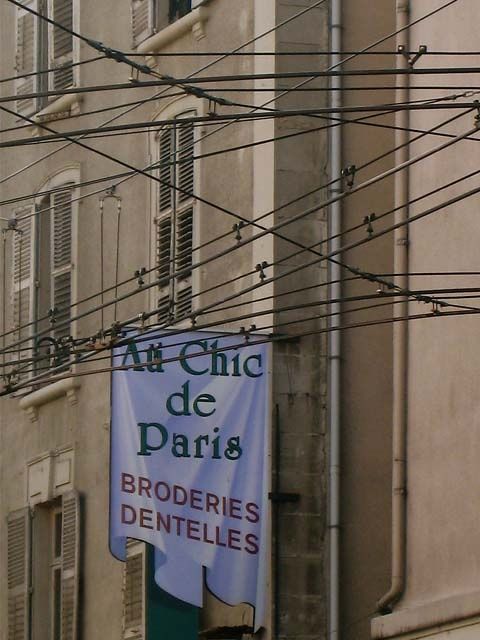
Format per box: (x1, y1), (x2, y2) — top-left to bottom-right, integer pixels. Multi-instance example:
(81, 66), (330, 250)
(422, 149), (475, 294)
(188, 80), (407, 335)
(109, 330), (270, 629)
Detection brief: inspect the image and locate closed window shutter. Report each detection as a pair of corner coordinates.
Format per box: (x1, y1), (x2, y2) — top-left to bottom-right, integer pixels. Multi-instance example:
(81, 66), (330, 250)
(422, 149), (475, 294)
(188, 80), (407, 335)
(51, 190), (72, 341)
(131, 0), (154, 47)
(156, 215), (172, 284)
(61, 491), (80, 640)
(177, 122), (194, 203)
(15, 0), (38, 116)
(174, 206), (193, 319)
(123, 540), (145, 640)
(48, 0), (74, 91)
(158, 128), (173, 212)
(155, 114), (195, 322)
(12, 206), (35, 379)
(12, 208), (35, 335)
(175, 207), (193, 278)
(7, 508), (31, 640)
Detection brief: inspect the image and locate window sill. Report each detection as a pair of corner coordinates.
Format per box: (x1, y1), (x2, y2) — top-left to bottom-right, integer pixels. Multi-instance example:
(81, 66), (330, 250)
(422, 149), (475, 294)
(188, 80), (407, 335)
(32, 92), (82, 128)
(19, 377), (81, 423)
(137, 5), (210, 60)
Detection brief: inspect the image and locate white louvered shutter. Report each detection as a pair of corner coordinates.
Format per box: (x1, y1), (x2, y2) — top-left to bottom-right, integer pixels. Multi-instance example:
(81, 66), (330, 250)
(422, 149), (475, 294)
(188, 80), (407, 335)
(131, 0), (154, 47)
(174, 207), (193, 317)
(158, 128), (173, 213)
(177, 121), (194, 203)
(61, 491), (80, 640)
(51, 190), (72, 342)
(48, 0), (74, 91)
(14, 0), (39, 116)
(12, 206), (35, 379)
(7, 508), (31, 640)
(123, 540), (145, 640)
(173, 116), (194, 319)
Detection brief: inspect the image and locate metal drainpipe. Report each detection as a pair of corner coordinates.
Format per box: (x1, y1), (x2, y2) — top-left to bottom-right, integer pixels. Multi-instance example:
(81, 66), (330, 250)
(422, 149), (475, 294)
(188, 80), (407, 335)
(377, 0), (410, 614)
(328, 0), (341, 637)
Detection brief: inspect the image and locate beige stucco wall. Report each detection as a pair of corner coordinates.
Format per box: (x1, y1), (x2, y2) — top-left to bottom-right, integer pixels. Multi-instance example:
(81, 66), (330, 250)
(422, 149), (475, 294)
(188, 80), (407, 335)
(372, 1), (480, 639)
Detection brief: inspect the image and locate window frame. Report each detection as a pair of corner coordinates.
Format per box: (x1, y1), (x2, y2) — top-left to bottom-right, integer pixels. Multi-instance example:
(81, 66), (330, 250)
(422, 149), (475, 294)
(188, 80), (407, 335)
(149, 98), (202, 328)
(14, 0), (80, 119)
(10, 168), (79, 384)
(132, 0), (209, 49)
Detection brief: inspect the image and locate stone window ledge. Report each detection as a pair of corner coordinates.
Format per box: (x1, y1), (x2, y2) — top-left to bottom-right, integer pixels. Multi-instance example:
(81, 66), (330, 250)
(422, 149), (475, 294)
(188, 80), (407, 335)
(19, 377), (81, 423)
(137, 6), (209, 61)
(33, 92), (82, 128)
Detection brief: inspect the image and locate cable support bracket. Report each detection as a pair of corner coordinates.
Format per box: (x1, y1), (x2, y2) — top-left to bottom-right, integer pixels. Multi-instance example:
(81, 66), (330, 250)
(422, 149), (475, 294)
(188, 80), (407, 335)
(474, 100), (480, 128)
(255, 261), (269, 281)
(239, 325), (257, 343)
(232, 221), (246, 243)
(341, 164), (356, 189)
(398, 44), (427, 68)
(363, 213), (376, 237)
(134, 267), (147, 288)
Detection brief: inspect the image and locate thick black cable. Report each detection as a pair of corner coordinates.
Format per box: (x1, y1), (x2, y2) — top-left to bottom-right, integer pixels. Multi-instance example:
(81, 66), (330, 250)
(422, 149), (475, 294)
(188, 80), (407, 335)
(0, 109), (472, 350)
(4, 305), (478, 395)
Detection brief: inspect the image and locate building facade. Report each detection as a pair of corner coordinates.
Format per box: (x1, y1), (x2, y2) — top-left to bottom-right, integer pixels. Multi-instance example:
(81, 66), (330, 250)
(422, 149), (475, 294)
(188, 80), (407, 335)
(5, 1), (475, 640)
(0, 1), (347, 639)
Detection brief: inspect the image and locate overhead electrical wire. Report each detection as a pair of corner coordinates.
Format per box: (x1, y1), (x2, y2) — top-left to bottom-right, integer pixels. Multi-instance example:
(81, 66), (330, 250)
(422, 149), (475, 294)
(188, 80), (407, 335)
(0, 0), (459, 189)
(0, 0), (464, 365)
(1, 101), (474, 355)
(5, 304), (479, 395)
(1, 106), (475, 349)
(0, 0), (331, 187)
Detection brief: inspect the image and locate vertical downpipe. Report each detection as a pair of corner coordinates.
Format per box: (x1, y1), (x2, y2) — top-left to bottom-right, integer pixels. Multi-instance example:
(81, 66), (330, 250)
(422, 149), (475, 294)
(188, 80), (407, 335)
(328, 0), (342, 638)
(377, 0), (410, 613)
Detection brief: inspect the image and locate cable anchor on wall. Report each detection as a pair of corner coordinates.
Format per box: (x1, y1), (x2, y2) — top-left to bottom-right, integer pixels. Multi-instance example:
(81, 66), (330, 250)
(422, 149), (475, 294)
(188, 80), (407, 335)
(48, 307), (58, 326)
(232, 221), (245, 243)
(474, 100), (480, 128)
(134, 267), (147, 287)
(363, 213), (376, 237)
(239, 325), (256, 343)
(255, 261), (269, 282)
(398, 44), (427, 67)
(137, 312), (148, 331)
(342, 164), (356, 189)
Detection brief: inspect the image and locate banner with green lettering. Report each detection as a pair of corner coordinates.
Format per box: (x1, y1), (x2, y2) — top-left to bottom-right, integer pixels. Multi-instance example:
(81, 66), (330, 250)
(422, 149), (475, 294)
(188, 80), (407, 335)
(109, 330), (270, 630)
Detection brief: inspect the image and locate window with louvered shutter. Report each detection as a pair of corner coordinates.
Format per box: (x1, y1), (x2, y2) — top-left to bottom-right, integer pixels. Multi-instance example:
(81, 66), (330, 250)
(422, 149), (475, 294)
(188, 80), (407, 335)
(51, 190), (72, 342)
(11, 206), (35, 381)
(177, 122), (194, 203)
(123, 540), (146, 640)
(61, 491), (80, 640)
(159, 128), (173, 212)
(131, 0), (154, 46)
(7, 508), (31, 640)
(14, 0), (39, 116)
(155, 113), (195, 323)
(48, 0), (74, 91)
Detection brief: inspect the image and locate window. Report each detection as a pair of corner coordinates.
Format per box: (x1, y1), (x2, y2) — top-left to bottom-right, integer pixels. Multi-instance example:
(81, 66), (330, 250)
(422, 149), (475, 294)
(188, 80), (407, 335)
(131, 0), (205, 46)
(15, 0), (76, 117)
(7, 492), (80, 640)
(155, 115), (195, 324)
(123, 540), (146, 640)
(11, 178), (75, 380)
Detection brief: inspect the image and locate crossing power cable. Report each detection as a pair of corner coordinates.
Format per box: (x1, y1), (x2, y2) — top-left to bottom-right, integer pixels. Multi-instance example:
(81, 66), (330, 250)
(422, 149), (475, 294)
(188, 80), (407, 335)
(1, 104), (474, 351)
(1, 106), (475, 347)
(0, 0), (464, 345)
(0, 0), (330, 186)
(0, 0), (458, 188)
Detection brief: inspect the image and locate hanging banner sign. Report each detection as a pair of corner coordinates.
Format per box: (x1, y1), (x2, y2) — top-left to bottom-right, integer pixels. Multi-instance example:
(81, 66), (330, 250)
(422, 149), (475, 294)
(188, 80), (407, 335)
(109, 330), (271, 629)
